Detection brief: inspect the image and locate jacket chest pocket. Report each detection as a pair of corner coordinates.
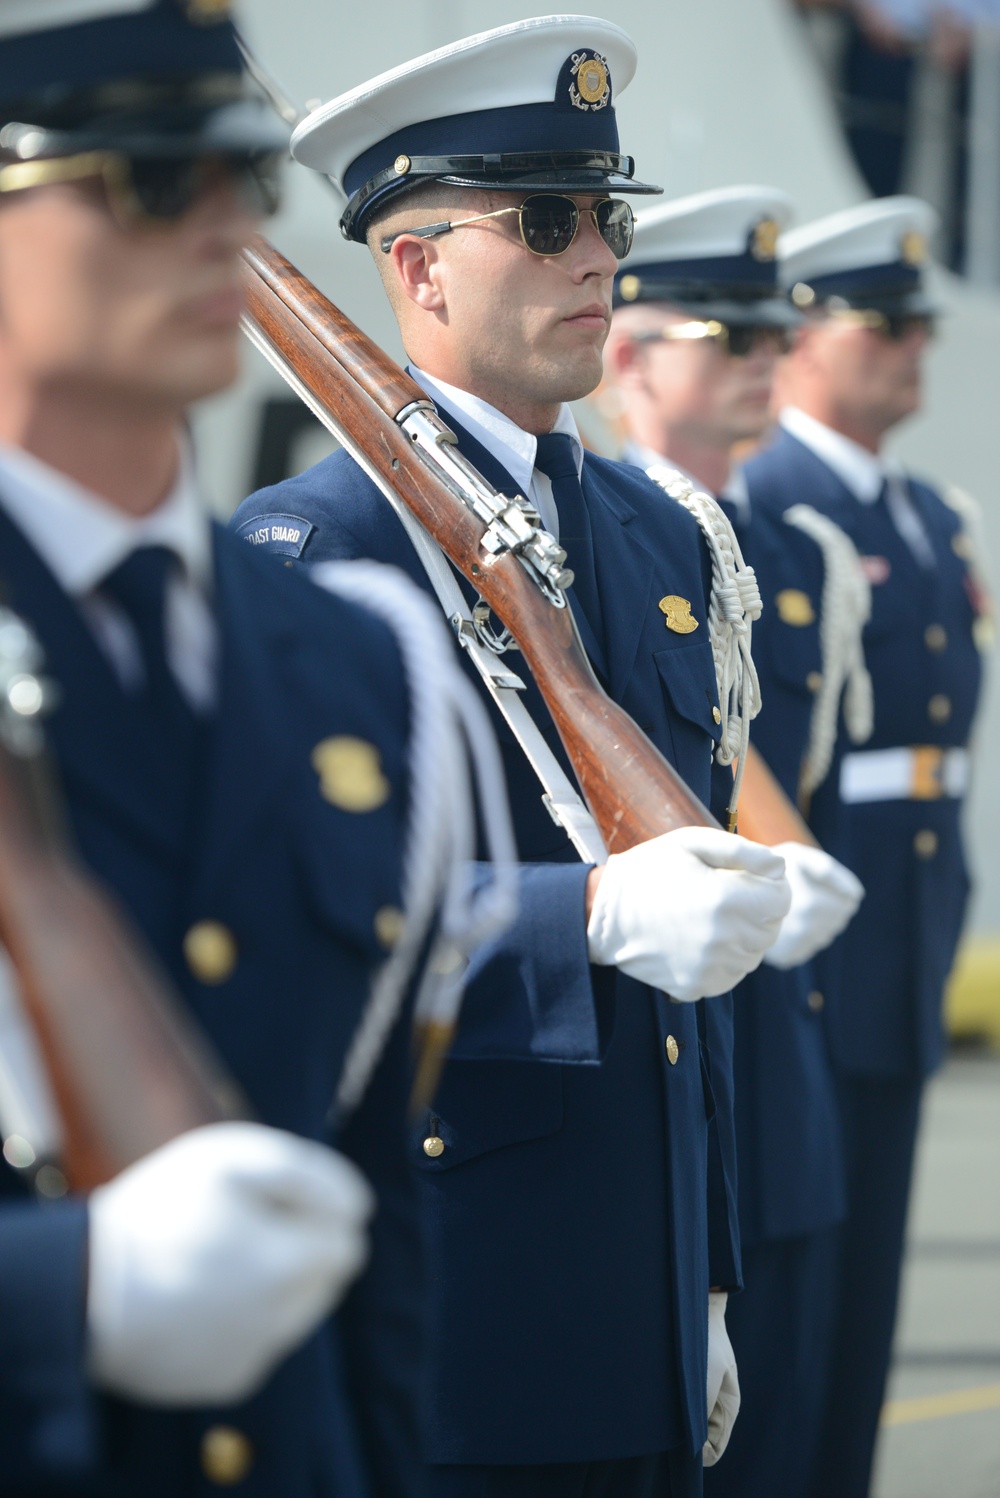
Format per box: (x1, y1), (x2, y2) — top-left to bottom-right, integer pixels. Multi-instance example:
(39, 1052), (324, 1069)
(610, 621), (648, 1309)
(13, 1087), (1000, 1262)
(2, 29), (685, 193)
(651, 640), (723, 795)
(759, 617), (823, 699)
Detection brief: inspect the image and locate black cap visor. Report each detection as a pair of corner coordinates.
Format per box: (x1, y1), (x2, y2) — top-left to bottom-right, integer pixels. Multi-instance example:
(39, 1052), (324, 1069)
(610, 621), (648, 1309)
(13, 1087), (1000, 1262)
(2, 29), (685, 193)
(342, 148), (661, 241)
(2, 80), (289, 160)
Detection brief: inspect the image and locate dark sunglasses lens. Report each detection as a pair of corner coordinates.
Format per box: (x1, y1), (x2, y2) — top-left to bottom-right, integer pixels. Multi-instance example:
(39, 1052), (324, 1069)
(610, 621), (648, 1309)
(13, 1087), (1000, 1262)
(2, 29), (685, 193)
(127, 152), (283, 220)
(128, 157), (202, 218)
(727, 324), (793, 357)
(885, 313), (935, 341)
(595, 198), (634, 259)
(519, 194), (580, 255)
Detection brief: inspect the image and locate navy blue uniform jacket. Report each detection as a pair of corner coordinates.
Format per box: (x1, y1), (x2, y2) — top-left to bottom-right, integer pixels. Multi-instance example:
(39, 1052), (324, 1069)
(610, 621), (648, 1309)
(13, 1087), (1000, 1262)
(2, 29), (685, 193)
(0, 510), (424, 1497)
(746, 429), (983, 1079)
(717, 497), (846, 1248)
(234, 409), (741, 1466)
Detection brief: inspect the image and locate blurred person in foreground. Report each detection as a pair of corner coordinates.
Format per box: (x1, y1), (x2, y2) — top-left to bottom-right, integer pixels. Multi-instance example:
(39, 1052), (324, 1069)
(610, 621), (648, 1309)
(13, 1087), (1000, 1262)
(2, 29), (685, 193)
(603, 186), (868, 1498)
(233, 16), (800, 1496)
(746, 195), (990, 1498)
(0, 2), (486, 1493)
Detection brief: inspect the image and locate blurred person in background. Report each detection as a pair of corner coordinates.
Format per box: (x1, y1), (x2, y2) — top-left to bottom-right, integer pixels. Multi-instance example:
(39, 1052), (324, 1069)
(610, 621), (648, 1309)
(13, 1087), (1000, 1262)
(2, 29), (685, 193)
(0, 2), (483, 1493)
(603, 187), (868, 1498)
(794, 0), (980, 269)
(745, 195), (990, 1498)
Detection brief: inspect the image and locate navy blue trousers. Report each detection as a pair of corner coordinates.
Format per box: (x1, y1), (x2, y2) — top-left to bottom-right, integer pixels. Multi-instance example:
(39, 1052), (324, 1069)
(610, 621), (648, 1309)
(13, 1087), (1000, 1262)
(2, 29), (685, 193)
(703, 1227), (839, 1498)
(427, 1449), (701, 1498)
(812, 1074), (923, 1498)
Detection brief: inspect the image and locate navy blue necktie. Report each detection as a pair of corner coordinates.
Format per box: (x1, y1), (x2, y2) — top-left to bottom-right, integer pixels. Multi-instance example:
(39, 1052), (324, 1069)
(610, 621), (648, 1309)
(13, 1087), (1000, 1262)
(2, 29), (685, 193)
(534, 433), (605, 648)
(100, 545), (200, 769)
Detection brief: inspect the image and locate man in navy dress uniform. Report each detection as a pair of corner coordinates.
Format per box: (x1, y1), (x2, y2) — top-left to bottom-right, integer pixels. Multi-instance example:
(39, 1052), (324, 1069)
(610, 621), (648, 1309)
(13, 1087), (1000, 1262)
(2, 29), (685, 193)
(233, 17), (796, 1498)
(603, 186), (869, 1498)
(0, 4), (485, 1493)
(745, 196), (988, 1498)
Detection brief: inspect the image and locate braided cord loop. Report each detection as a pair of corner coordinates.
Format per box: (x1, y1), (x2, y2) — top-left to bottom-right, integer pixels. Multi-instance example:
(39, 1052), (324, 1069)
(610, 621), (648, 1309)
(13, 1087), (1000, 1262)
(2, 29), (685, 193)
(646, 466), (762, 825)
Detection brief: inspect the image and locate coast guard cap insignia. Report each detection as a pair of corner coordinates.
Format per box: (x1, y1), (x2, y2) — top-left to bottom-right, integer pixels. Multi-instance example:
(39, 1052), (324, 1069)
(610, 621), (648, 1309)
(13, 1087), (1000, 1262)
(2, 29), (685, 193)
(311, 736), (391, 812)
(569, 51), (611, 111)
(181, 0), (231, 21)
(775, 589), (816, 626)
(659, 595), (699, 634)
(901, 229), (927, 266)
(752, 219), (780, 261)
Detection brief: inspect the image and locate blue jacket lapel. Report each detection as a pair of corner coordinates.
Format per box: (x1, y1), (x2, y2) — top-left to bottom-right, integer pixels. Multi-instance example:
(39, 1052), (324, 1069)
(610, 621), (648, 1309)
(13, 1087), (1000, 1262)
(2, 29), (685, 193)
(187, 526), (299, 896)
(582, 457), (658, 699)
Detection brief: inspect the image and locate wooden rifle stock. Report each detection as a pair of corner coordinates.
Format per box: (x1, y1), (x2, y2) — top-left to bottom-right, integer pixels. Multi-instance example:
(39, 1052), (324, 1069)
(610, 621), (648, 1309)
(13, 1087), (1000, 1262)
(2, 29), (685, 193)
(0, 709), (243, 1191)
(735, 745), (820, 850)
(241, 236), (716, 853)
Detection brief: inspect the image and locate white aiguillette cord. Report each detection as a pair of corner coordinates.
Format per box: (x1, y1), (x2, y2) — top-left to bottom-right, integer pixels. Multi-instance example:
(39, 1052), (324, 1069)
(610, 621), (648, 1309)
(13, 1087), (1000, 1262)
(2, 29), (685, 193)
(646, 465), (763, 828)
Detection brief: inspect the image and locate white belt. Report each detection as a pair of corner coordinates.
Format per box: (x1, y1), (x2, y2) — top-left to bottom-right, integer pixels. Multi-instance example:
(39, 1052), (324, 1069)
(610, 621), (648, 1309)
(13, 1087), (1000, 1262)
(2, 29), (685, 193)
(840, 746), (970, 804)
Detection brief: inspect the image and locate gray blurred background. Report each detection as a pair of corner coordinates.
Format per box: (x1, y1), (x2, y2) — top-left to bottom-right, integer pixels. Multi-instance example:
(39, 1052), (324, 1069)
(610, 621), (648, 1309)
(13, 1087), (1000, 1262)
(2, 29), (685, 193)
(196, 0), (1000, 957)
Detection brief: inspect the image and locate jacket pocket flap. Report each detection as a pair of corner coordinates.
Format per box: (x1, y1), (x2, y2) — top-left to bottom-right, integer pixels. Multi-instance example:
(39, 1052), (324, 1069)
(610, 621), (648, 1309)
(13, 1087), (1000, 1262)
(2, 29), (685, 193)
(413, 1059), (564, 1171)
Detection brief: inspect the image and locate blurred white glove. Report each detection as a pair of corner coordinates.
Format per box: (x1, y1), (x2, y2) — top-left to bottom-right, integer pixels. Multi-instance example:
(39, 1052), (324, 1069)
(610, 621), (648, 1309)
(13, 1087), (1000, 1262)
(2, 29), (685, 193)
(87, 1122), (374, 1406)
(587, 827), (791, 1001)
(763, 841), (864, 971)
(703, 1290), (740, 1467)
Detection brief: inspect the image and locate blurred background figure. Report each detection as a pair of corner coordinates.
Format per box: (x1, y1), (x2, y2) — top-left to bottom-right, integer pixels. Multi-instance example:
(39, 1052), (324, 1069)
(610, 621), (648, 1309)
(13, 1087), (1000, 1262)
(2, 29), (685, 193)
(794, 0), (1000, 282)
(745, 196), (989, 1498)
(604, 187), (868, 1498)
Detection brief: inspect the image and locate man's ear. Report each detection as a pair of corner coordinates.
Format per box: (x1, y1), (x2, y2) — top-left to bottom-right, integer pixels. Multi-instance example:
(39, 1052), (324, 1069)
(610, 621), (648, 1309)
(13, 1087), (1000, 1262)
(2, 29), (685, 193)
(389, 235), (445, 312)
(604, 327), (647, 389)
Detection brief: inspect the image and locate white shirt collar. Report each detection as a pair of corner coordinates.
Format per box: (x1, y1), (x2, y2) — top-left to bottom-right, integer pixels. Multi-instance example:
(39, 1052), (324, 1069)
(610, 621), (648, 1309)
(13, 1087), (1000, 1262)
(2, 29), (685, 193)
(779, 406), (886, 503)
(409, 365), (585, 493)
(0, 440), (212, 596)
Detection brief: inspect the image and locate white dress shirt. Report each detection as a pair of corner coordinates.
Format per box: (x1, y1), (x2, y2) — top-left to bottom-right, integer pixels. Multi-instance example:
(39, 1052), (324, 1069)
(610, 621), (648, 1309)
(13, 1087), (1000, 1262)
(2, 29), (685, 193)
(779, 405), (935, 566)
(0, 442), (217, 710)
(410, 365), (584, 541)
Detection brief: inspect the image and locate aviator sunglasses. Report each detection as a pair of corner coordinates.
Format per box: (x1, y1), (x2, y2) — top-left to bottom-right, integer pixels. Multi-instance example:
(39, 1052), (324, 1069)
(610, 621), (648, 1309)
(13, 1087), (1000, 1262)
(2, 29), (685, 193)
(380, 192), (636, 260)
(0, 147), (283, 223)
(634, 318), (794, 358)
(828, 307), (936, 342)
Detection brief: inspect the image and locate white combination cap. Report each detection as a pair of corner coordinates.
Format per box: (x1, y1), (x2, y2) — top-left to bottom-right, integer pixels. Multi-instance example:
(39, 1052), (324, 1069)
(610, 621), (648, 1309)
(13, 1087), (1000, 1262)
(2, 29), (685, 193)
(780, 196), (939, 315)
(615, 185), (796, 323)
(291, 14), (661, 243)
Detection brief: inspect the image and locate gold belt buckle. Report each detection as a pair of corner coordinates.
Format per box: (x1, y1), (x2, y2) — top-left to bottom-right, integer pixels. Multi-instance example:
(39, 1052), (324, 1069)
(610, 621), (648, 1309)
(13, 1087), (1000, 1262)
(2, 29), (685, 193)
(911, 745), (945, 799)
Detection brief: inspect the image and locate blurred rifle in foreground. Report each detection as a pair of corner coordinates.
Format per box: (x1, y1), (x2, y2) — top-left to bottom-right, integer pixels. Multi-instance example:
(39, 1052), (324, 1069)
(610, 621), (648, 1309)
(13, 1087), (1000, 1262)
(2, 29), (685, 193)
(0, 613), (241, 1190)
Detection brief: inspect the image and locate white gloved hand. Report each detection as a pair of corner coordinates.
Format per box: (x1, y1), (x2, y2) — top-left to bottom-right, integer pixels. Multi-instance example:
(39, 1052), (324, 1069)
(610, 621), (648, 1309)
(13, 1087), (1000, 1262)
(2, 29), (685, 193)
(763, 841), (865, 970)
(87, 1122), (374, 1406)
(703, 1290), (740, 1467)
(586, 827), (791, 1001)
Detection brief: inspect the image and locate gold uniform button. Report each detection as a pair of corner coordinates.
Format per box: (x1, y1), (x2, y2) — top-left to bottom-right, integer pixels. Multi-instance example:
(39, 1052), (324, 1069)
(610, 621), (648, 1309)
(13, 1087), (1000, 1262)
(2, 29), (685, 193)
(806, 671), (824, 694)
(925, 624), (948, 653)
(775, 589), (816, 627)
(928, 694), (952, 724)
(183, 921), (237, 985)
(200, 1426), (254, 1486)
(665, 1034), (680, 1066)
(807, 989), (825, 1013)
(374, 905), (405, 950)
(712, 706), (722, 725)
(914, 829), (939, 859)
(423, 1135), (445, 1158)
(311, 736), (391, 812)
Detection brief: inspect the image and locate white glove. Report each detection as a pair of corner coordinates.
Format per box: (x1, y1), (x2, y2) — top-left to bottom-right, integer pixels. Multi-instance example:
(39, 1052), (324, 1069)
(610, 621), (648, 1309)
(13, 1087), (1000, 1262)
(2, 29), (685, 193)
(763, 841), (865, 970)
(87, 1122), (374, 1406)
(587, 827), (791, 1001)
(703, 1290), (740, 1467)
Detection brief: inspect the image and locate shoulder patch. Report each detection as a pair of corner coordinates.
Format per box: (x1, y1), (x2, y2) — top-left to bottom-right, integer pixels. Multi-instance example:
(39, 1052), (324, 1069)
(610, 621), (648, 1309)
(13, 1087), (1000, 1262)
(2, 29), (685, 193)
(234, 512), (316, 559)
